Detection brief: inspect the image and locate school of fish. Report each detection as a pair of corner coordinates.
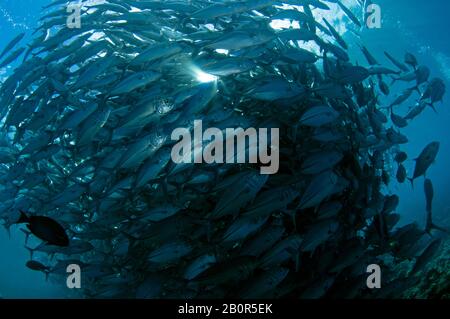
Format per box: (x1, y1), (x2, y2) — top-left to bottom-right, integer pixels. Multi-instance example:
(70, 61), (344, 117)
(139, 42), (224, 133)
(0, 0), (448, 298)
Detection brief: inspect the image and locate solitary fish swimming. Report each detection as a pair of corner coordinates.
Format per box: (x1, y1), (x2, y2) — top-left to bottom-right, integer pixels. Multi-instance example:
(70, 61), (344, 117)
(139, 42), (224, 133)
(16, 211), (69, 247)
(408, 142), (440, 187)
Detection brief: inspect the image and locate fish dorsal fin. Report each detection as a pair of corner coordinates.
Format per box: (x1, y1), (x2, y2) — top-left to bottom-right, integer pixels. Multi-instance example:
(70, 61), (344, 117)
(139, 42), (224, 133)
(17, 210), (29, 224)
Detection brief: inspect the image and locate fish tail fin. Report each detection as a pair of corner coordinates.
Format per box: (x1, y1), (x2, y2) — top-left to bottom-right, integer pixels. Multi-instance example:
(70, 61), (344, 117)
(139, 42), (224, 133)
(20, 228), (31, 245)
(17, 210), (29, 224)
(24, 245), (35, 259)
(407, 178), (414, 189)
(430, 223), (450, 234)
(428, 103), (438, 114)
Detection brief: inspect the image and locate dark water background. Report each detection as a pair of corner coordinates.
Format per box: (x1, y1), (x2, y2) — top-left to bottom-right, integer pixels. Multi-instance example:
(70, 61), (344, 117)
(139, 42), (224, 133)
(0, 0), (448, 298)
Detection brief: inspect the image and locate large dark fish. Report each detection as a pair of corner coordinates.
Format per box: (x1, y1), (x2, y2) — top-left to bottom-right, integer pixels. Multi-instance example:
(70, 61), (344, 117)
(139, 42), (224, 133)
(421, 78), (446, 108)
(408, 142), (440, 187)
(16, 211), (69, 247)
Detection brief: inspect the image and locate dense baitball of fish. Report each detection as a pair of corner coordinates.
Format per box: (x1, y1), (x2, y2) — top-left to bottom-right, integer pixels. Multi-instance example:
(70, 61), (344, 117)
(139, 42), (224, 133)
(0, 0), (448, 298)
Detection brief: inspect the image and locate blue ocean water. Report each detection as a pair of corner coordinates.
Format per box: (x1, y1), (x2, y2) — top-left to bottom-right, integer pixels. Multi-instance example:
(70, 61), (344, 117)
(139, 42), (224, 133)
(0, 0), (448, 298)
